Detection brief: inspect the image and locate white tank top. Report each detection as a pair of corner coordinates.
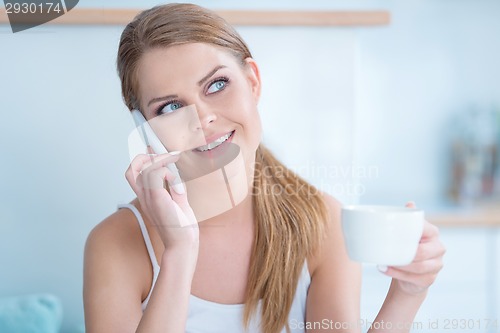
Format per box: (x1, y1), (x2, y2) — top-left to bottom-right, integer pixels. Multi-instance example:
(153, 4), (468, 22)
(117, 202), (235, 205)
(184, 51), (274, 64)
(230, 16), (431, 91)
(118, 203), (311, 333)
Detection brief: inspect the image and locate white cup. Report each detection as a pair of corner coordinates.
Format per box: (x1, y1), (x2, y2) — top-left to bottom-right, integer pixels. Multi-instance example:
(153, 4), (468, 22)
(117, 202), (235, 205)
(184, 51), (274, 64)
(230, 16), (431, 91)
(341, 205), (424, 266)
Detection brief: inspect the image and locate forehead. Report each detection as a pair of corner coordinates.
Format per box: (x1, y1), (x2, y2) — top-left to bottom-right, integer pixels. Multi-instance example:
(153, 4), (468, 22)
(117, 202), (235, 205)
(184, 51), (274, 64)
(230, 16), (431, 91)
(136, 43), (240, 108)
(139, 43), (236, 83)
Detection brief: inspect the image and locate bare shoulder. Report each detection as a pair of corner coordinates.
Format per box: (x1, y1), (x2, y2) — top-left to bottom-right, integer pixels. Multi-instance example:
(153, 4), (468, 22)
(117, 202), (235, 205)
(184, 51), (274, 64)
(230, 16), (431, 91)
(307, 192), (345, 276)
(305, 193), (361, 324)
(84, 201), (151, 282)
(84, 202), (152, 295)
(83, 201), (151, 332)
(85, 200), (141, 255)
(321, 192), (343, 219)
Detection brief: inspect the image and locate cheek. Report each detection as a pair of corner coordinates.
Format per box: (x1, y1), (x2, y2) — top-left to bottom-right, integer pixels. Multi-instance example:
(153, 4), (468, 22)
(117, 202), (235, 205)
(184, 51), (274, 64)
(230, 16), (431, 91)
(226, 82), (262, 147)
(239, 100), (262, 149)
(244, 105), (261, 130)
(243, 89), (262, 133)
(148, 107), (207, 153)
(148, 126), (190, 152)
(226, 81), (257, 116)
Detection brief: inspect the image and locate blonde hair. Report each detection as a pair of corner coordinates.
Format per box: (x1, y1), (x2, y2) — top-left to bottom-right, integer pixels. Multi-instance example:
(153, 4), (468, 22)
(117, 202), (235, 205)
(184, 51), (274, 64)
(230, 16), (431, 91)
(117, 4), (328, 333)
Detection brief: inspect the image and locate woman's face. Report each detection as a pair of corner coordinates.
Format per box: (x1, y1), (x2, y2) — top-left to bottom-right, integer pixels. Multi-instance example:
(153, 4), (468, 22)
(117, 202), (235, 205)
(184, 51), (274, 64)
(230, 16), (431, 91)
(136, 43), (262, 176)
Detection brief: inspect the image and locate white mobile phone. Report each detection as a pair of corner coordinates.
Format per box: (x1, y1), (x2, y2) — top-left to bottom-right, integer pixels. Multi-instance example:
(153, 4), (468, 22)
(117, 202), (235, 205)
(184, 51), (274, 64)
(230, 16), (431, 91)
(131, 109), (184, 194)
(131, 109), (169, 154)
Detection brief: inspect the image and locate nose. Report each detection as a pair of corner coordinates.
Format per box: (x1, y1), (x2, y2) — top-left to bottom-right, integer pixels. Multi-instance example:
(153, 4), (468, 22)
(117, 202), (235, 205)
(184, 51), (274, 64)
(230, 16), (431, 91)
(189, 104), (217, 131)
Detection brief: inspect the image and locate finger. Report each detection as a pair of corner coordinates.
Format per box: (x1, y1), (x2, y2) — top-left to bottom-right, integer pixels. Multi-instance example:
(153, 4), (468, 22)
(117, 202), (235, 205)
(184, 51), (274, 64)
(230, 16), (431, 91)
(403, 202), (437, 242)
(142, 155), (181, 190)
(163, 167), (189, 207)
(405, 201), (416, 208)
(139, 153), (181, 196)
(149, 166), (192, 222)
(141, 152), (180, 175)
(125, 154), (155, 195)
(142, 165), (177, 213)
(133, 152), (180, 175)
(420, 221), (440, 242)
(144, 166), (171, 191)
(391, 257), (444, 275)
(402, 202), (440, 243)
(126, 153), (180, 198)
(126, 154), (157, 185)
(142, 167), (193, 227)
(143, 162), (186, 198)
(412, 241), (447, 262)
(379, 259), (443, 286)
(141, 165), (175, 220)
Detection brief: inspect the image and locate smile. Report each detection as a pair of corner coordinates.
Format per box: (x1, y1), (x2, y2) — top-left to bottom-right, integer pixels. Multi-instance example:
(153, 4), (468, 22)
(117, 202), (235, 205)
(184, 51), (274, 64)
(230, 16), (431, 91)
(195, 131), (235, 152)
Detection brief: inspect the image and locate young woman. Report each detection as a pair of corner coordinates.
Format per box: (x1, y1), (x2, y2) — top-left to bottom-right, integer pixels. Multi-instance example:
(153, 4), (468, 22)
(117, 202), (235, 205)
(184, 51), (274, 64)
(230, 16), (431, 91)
(83, 4), (445, 333)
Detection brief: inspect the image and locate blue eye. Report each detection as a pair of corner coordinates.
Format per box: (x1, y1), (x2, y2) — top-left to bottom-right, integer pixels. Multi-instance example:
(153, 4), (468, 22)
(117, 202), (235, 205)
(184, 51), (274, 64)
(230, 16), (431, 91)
(207, 79), (228, 94)
(158, 101), (183, 115)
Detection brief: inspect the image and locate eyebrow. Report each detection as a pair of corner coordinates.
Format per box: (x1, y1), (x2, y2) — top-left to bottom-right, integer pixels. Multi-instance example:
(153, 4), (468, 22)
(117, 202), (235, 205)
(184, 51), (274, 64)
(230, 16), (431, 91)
(197, 65), (226, 86)
(147, 65), (227, 108)
(147, 94), (177, 107)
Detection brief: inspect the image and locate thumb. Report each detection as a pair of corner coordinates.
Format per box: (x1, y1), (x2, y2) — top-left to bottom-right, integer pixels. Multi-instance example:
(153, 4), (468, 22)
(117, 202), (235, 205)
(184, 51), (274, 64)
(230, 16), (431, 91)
(405, 201), (416, 208)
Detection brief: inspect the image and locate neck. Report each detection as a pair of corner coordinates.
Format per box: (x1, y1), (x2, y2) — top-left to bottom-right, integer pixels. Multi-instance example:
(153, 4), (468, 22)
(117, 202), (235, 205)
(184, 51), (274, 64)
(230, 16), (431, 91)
(196, 149), (257, 233)
(197, 193), (254, 234)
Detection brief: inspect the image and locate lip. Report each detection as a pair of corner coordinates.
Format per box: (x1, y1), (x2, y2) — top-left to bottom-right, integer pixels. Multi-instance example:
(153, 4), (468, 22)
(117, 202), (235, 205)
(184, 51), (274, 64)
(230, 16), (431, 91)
(192, 130), (235, 159)
(203, 131), (234, 146)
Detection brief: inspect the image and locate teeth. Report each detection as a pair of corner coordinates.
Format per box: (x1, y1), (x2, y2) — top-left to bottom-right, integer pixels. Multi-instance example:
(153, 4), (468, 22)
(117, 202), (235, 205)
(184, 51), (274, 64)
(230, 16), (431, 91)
(196, 132), (233, 152)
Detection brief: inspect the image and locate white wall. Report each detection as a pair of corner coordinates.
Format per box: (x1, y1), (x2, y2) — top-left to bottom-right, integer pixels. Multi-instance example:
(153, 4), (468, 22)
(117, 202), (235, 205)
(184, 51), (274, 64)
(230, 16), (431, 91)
(0, 25), (132, 333)
(355, 1), (500, 206)
(1, 1), (500, 332)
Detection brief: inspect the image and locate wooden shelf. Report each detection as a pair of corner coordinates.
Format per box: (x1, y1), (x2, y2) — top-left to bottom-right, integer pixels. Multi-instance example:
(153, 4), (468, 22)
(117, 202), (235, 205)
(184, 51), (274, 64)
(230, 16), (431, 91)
(0, 8), (390, 26)
(427, 204), (500, 227)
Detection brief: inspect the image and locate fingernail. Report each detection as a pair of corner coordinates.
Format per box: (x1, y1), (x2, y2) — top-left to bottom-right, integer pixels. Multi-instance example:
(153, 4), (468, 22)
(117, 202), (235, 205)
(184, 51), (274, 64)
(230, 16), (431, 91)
(169, 151), (181, 156)
(377, 265), (388, 273)
(171, 181), (185, 195)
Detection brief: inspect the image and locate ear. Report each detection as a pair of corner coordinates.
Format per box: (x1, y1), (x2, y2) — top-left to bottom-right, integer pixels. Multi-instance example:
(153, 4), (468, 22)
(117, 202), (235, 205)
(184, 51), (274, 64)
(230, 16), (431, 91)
(244, 57), (261, 104)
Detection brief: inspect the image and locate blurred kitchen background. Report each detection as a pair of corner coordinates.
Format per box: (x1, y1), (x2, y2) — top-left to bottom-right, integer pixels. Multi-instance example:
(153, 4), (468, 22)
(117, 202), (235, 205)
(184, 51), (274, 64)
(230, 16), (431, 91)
(1, 0), (499, 332)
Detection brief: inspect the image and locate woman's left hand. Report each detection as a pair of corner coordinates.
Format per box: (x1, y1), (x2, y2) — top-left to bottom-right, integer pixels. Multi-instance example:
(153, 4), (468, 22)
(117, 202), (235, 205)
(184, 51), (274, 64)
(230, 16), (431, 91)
(379, 202), (446, 295)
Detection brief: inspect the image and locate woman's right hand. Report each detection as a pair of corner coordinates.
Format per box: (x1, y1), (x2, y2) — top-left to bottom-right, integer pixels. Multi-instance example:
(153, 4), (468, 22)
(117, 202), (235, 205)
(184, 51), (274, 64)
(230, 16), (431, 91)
(125, 152), (199, 252)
